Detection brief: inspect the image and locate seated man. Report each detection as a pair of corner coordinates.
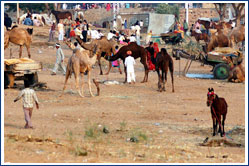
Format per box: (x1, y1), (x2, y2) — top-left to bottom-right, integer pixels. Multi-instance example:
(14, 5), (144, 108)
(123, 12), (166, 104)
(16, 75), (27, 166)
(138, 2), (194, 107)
(33, 17), (41, 26)
(23, 16), (33, 26)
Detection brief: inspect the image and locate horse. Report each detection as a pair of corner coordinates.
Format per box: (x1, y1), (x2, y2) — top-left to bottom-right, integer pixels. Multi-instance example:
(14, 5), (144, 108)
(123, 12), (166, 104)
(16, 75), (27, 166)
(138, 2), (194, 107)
(4, 26), (33, 58)
(155, 48), (174, 92)
(190, 30), (209, 43)
(206, 88), (228, 137)
(18, 13), (46, 26)
(49, 10), (72, 23)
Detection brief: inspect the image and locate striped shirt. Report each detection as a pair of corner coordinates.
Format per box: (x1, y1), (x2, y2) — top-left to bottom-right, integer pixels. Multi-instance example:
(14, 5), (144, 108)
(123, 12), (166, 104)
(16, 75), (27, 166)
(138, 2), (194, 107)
(15, 88), (39, 108)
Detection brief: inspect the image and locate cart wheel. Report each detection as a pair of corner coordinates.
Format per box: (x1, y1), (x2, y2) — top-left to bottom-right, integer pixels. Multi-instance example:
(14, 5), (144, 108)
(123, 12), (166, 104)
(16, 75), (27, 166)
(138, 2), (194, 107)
(4, 72), (10, 88)
(24, 72), (38, 86)
(213, 63), (230, 79)
(4, 72), (15, 88)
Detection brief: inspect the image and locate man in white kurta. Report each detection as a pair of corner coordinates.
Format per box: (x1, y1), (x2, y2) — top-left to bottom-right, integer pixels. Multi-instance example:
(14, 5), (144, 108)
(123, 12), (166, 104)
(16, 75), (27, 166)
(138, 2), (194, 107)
(124, 51), (136, 84)
(52, 43), (66, 75)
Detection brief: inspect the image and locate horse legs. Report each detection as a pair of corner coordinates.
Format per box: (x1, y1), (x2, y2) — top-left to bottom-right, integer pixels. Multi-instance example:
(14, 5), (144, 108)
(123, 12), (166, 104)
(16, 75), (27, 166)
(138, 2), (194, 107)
(97, 55), (103, 75)
(212, 116), (217, 136)
(221, 114), (226, 137)
(19, 45), (23, 58)
(87, 70), (94, 97)
(104, 61), (112, 75)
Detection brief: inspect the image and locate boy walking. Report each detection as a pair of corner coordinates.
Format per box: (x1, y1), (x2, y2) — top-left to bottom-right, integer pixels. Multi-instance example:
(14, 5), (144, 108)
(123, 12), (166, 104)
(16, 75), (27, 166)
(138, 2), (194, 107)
(14, 83), (39, 129)
(124, 50), (136, 84)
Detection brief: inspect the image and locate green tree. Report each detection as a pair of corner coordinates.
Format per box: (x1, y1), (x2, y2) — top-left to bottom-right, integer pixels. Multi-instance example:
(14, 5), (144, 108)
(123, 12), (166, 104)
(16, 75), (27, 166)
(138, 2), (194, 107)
(155, 4), (180, 20)
(5, 3), (54, 13)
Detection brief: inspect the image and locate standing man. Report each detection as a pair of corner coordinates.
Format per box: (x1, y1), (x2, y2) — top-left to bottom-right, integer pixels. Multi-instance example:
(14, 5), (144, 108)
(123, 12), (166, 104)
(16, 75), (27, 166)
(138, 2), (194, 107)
(82, 20), (89, 42)
(135, 23), (141, 45)
(183, 19), (188, 36)
(124, 51), (136, 84)
(64, 16), (72, 39)
(51, 43), (66, 75)
(14, 83), (39, 129)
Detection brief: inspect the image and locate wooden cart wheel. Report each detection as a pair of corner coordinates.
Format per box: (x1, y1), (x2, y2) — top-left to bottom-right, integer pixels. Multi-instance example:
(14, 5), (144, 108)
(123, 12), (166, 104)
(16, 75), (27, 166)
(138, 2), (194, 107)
(4, 72), (15, 88)
(24, 72), (38, 86)
(213, 63), (230, 79)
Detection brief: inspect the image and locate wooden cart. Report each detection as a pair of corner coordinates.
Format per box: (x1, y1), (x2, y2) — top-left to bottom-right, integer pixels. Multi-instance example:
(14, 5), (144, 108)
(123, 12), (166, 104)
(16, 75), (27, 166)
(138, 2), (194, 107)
(172, 47), (243, 79)
(4, 58), (42, 88)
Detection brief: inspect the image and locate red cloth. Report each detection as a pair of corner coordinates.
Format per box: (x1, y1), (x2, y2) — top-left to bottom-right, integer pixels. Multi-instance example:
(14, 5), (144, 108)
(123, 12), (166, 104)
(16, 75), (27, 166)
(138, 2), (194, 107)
(70, 30), (75, 37)
(153, 43), (159, 58)
(147, 52), (155, 71)
(106, 3), (111, 11)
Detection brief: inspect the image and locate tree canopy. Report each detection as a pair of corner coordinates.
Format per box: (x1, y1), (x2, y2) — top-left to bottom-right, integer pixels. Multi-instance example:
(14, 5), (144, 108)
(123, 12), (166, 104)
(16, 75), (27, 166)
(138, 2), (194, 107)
(5, 3), (54, 13)
(155, 4), (180, 19)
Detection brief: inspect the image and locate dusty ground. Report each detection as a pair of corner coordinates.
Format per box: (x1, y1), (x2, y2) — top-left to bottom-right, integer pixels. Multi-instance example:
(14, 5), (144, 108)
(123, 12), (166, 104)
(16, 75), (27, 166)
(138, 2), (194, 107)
(4, 25), (246, 163)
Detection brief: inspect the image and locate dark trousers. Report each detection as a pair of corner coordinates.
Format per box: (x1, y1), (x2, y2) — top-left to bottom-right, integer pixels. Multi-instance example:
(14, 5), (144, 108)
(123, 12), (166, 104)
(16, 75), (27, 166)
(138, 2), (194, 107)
(82, 31), (88, 42)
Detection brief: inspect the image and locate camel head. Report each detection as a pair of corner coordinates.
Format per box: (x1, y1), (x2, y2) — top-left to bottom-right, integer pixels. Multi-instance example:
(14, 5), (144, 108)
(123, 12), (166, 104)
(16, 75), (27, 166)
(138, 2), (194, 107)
(26, 28), (33, 35)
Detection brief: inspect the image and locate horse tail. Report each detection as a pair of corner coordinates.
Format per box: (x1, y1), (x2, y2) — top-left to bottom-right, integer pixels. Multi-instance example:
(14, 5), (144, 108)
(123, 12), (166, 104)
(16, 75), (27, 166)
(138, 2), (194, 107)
(169, 54), (175, 92)
(92, 79), (100, 96)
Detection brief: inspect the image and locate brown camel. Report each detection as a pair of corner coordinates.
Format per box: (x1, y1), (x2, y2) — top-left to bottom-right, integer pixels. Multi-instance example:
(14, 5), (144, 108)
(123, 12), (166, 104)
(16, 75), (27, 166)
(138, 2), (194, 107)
(62, 40), (100, 97)
(4, 26), (33, 58)
(75, 35), (116, 75)
(229, 25), (245, 48)
(222, 56), (245, 83)
(207, 31), (231, 52)
(155, 48), (174, 92)
(108, 42), (149, 83)
(190, 30), (209, 43)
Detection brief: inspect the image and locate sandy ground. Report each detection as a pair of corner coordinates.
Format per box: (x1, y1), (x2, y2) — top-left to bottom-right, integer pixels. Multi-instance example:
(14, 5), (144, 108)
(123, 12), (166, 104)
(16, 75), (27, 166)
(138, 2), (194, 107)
(3, 25), (246, 163)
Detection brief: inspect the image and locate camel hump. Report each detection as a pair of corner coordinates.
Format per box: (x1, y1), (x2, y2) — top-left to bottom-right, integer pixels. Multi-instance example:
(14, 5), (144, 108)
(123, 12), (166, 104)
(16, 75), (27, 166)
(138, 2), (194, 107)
(11, 25), (18, 30)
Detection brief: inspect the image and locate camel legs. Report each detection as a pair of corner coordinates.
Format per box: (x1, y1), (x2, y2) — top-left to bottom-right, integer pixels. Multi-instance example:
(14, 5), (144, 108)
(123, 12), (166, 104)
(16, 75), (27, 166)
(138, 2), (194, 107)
(98, 55), (103, 75)
(123, 60), (127, 83)
(80, 73), (84, 97)
(73, 65), (84, 97)
(61, 68), (71, 96)
(26, 45), (31, 59)
(19, 45), (23, 58)
(87, 70), (94, 97)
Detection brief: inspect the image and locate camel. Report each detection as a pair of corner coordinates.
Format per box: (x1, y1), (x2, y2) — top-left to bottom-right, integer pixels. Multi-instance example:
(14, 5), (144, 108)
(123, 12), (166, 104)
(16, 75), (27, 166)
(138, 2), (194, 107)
(108, 42), (149, 83)
(4, 26), (33, 58)
(75, 35), (116, 75)
(222, 56), (245, 83)
(228, 25), (245, 48)
(190, 30), (209, 43)
(206, 31), (231, 52)
(155, 48), (174, 92)
(63, 40), (100, 97)
(18, 13), (46, 26)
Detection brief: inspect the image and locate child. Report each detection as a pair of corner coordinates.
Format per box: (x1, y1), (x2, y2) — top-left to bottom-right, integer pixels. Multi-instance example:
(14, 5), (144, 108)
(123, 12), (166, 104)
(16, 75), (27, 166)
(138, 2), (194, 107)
(14, 83), (39, 129)
(111, 46), (122, 74)
(124, 50), (136, 84)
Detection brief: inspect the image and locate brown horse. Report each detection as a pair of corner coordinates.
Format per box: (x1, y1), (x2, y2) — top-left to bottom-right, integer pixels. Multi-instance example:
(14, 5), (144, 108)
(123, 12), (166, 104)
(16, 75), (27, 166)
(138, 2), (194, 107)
(155, 48), (174, 92)
(207, 88), (227, 137)
(4, 26), (33, 58)
(108, 42), (149, 83)
(49, 10), (72, 23)
(190, 30), (209, 43)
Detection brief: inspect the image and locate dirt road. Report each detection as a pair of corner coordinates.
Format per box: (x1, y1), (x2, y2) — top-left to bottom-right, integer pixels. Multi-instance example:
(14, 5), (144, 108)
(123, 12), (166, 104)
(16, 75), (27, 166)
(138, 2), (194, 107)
(4, 26), (245, 163)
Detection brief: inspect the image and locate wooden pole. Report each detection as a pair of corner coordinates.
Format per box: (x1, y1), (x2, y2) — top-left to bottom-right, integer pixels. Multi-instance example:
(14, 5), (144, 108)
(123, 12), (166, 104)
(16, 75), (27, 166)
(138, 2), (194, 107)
(17, 3), (20, 23)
